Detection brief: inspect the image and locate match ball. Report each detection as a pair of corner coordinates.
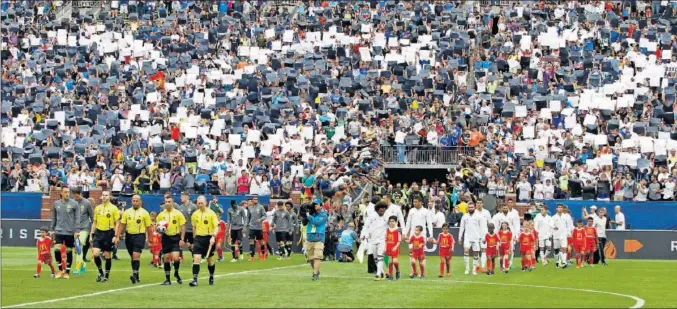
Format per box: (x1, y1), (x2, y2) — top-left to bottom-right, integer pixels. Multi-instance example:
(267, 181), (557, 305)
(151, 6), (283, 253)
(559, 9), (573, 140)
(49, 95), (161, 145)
(156, 220), (168, 234)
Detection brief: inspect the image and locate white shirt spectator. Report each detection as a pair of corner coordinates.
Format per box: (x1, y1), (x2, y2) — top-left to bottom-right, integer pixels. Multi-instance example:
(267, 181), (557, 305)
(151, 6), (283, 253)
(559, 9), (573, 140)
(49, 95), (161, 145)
(159, 172), (171, 189)
(426, 130), (439, 146)
(614, 211), (626, 230)
(541, 170), (555, 184)
(433, 210), (446, 228)
(543, 183), (555, 200)
(533, 183), (544, 200)
(111, 173), (125, 191)
(199, 158), (214, 172)
(663, 181), (675, 199)
(249, 175), (262, 195)
(635, 185), (648, 201)
(332, 175), (351, 189)
(517, 181), (532, 200)
(257, 181), (271, 196)
(79, 173), (92, 188)
(67, 172), (80, 188)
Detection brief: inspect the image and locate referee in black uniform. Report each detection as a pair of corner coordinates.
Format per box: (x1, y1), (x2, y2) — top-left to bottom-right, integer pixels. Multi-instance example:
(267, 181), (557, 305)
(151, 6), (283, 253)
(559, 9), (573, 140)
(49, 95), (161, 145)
(116, 195), (153, 284)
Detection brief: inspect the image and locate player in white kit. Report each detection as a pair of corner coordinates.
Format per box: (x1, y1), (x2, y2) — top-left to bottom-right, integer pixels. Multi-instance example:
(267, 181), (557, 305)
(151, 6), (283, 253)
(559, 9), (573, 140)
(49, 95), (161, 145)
(459, 203), (487, 275)
(551, 204), (573, 268)
(505, 199), (521, 269)
(361, 202), (389, 280)
(534, 206), (553, 265)
(475, 200), (492, 272)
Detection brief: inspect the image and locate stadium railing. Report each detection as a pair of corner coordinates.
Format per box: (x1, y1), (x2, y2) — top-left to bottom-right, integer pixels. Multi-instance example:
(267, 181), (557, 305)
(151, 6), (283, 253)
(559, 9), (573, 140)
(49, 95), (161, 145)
(380, 145), (475, 165)
(54, 0), (72, 20)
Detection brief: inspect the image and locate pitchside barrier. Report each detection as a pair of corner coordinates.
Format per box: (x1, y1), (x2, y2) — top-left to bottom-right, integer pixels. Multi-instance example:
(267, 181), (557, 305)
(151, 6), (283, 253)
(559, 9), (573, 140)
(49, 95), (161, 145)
(3, 193), (676, 230)
(2, 220), (676, 260)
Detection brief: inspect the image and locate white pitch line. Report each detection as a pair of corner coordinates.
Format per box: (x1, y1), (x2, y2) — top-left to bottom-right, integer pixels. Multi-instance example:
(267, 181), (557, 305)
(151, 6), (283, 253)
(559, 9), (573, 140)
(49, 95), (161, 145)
(9, 268), (162, 273)
(3, 264), (307, 308)
(249, 273), (646, 309)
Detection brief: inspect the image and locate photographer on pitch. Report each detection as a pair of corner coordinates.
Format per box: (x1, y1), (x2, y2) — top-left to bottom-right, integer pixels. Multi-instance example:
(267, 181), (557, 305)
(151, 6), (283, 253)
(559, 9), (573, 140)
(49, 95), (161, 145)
(300, 202), (328, 281)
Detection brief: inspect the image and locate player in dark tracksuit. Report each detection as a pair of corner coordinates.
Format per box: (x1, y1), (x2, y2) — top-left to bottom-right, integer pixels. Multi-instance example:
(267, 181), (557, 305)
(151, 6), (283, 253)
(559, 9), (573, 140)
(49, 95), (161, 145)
(50, 187), (81, 278)
(178, 192), (197, 260)
(272, 205), (292, 258)
(247, 201), (267, 260)
(227, 201), (247, 261)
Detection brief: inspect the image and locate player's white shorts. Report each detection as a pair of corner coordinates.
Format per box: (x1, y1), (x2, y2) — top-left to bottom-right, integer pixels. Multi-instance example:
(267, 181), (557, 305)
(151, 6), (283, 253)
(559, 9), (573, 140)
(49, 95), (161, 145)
(553, 237), (567, 249)
(480, 240), (487, 249)
(371, 241), (385, 257)
(464, 238), (480, 252)
(538, 238), (552, 248)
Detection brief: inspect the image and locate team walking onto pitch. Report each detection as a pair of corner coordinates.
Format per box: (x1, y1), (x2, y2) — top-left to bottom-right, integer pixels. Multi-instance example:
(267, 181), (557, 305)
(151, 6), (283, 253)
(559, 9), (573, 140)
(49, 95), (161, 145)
(37, 190), (605, 285)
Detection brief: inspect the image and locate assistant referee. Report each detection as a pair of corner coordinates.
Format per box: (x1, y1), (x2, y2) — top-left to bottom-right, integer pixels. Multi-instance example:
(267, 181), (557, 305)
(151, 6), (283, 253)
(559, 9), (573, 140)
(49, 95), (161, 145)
(89, 191), (121, 283)
(116, 195), (153, 284)
(157, 193), (186, 286)
(189, 196), (220, 287)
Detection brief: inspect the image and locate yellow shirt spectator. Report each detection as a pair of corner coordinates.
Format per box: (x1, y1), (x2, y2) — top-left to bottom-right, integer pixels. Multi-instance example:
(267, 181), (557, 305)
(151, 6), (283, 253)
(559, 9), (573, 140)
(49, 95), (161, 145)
(457, 201), (468, 214)
(559, 175), (570, 192)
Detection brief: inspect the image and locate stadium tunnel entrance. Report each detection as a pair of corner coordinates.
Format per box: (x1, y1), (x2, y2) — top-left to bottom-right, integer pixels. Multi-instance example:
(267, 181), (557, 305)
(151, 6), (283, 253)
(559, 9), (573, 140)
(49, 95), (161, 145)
(385, 168), (449, 187)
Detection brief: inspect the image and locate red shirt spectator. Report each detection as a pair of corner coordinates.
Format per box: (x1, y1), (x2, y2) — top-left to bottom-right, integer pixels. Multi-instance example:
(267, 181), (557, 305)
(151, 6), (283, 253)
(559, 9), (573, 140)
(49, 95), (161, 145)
(237, 171), (250, 194)
(170, 126), (180, 141)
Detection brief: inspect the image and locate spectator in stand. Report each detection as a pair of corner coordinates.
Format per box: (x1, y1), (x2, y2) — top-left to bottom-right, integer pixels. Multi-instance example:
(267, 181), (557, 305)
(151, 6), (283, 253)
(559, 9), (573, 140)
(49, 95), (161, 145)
(432, 206), (446, 228)
(3, 0), (677, 210)
(448, 205), (464, 228)
(611, 206), (626, 231)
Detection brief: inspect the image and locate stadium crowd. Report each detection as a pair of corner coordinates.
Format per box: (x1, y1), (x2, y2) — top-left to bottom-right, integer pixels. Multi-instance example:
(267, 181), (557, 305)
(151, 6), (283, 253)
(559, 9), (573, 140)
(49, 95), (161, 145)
(2, 0), (677, 209)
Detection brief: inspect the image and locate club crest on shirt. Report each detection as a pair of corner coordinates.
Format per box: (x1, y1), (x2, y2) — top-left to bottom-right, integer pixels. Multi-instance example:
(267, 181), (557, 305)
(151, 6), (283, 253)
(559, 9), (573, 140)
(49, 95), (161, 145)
(172, 220), (177, 224)
(106, 213), (111, 218)
(136, 219), (141, 224)
(204, 220), (208, 224)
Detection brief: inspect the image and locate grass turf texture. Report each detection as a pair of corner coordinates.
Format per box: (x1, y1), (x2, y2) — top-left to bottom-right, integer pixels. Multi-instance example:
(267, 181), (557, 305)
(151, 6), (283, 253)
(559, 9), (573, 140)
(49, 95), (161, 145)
(1, 246), (676, 308)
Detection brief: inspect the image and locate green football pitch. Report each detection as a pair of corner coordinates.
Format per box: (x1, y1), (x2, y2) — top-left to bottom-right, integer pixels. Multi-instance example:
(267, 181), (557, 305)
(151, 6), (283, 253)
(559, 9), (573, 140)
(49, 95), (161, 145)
(1, 247), (676, 308)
